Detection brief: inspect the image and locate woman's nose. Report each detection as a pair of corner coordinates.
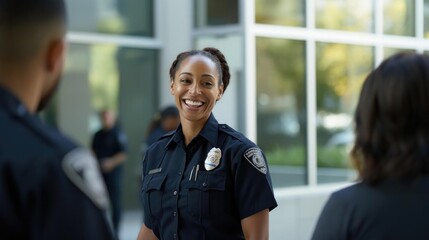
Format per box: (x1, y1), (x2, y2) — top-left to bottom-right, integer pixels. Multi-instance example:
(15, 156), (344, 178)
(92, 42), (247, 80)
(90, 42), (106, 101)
(189, 83), (201, 95)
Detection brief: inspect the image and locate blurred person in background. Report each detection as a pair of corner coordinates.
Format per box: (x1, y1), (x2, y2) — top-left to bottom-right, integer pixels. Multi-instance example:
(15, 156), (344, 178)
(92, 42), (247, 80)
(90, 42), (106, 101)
(92, 110), (127, 239)
(312, 52), (429, 240)
(145, 105), (180, 148)
(0, 0), (114, 239)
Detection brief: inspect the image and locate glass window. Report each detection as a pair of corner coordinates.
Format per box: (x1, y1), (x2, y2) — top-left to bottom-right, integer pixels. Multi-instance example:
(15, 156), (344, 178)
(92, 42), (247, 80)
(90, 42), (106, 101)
(423, 0), (429, 37)
(195, 0), (239, 28)
(316, 0), (374, 32)
(255, 0), (305, 27)
(316, 42), (373, 184)
(384, 0), (415, 36)
(58, 44), (158, 209)
(256, 37), (307, 187)
(384, 47), (416, 59)
(66, 0), (154, 36)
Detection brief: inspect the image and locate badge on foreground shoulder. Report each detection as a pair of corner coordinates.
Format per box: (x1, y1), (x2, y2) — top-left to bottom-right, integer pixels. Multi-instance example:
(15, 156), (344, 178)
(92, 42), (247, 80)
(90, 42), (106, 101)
(244, 147), (267, 174)
(62, 148), (109, 210)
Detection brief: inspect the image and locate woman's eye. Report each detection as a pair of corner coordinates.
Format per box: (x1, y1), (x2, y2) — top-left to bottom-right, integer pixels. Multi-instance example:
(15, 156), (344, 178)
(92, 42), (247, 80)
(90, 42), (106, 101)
(180, 79), (191, 84)
(204, 81), (213, 87)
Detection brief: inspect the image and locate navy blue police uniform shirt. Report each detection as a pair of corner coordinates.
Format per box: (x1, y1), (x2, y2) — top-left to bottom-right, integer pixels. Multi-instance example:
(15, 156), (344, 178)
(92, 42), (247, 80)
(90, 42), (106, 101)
(141, 114), (278, 240)
(0, 87), (114, 240)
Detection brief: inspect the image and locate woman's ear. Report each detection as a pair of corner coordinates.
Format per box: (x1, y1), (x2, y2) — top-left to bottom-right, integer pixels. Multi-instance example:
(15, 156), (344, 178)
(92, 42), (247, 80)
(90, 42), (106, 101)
(216, 85), (224, 101)
(170, 80), (175, 95)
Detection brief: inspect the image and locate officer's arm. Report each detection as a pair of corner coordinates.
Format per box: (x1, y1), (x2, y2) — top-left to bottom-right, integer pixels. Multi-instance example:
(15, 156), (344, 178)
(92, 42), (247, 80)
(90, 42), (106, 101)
(101, 152), (127, 173)
(241, 208), (269, 240)
(137, 223), (158, 240)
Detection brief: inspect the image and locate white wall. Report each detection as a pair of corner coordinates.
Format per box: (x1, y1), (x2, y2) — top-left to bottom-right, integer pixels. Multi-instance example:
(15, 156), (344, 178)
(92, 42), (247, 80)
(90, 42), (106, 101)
(157, 0), (193, 108)
(270, 183), (351, 240)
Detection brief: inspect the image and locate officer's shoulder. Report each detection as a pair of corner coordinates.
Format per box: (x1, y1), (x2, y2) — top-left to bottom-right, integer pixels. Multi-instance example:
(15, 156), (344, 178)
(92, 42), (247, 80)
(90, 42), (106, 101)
(161, 130), (175, 139)
(146, 130), (175, 150)
(0, 108), (77, 159)
(218, 124), (256, 147)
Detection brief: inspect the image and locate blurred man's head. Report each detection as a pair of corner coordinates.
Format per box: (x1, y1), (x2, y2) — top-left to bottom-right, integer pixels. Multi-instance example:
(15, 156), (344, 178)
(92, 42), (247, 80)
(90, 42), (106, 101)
(160, 106), (180, 131)
(0, 0), (67, 112)
(100, 110), (117, 130)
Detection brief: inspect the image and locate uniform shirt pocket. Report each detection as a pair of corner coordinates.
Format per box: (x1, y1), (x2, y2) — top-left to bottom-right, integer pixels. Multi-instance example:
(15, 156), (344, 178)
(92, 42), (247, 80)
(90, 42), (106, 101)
(141, 173), (167, 222)
(186, 171), (227, 218)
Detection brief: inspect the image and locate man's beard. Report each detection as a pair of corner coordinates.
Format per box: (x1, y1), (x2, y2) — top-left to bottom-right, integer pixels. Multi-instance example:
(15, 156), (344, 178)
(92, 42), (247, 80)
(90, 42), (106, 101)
(37, 75), (60, 112)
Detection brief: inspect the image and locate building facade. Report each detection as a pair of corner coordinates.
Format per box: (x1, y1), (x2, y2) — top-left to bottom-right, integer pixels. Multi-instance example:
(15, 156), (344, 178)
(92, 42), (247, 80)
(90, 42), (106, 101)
(47, 0), (429, 219)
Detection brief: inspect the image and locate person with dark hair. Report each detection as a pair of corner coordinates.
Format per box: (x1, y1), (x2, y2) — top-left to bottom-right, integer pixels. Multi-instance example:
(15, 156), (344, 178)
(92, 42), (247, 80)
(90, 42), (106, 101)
(0, 0), (114, 239)
(145, 105), (180, 147)
(92, 109), (127, 239)
(312, 52), (429, 240)
(137, 47), (277, 240)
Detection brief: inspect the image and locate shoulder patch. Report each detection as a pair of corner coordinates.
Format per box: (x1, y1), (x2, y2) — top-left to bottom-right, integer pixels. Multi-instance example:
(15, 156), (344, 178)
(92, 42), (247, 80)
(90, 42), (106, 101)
(243, 147), (267, 174)
(62, 148), (109, 210)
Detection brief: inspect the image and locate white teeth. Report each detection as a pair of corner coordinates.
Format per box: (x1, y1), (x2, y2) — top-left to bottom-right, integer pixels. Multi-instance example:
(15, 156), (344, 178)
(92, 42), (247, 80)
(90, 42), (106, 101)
(185, 100), (203, 106)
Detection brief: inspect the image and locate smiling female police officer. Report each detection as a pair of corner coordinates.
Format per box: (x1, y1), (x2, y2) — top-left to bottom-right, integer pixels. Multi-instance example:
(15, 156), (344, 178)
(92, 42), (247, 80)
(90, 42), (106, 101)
(137, 47), (278, 240)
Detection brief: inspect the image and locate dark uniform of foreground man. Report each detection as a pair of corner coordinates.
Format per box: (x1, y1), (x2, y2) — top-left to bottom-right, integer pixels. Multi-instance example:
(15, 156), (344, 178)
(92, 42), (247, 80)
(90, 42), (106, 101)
(0, 0), (114, 239)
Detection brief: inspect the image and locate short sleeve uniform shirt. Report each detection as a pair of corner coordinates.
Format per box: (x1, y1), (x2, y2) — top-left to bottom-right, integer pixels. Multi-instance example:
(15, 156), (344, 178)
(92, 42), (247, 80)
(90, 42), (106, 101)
(141, 114), (277, 240)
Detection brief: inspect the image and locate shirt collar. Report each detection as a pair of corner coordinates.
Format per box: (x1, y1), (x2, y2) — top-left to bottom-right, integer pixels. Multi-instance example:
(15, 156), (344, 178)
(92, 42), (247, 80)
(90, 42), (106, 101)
(166, 113), (219, 148)
(0, 86), (29, 117)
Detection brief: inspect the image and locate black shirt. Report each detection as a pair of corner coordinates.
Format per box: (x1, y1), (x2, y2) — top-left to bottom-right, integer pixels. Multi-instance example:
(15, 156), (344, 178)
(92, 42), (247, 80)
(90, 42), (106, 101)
(141, 114), (277, 240)
(92, 125), (127, 161)
(0, 87), (114, 240)
(312, 177), (429, 240)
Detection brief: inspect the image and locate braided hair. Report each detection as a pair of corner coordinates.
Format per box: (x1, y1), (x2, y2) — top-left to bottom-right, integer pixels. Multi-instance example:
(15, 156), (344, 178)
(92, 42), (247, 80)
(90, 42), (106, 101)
(169, 47), (231, 92)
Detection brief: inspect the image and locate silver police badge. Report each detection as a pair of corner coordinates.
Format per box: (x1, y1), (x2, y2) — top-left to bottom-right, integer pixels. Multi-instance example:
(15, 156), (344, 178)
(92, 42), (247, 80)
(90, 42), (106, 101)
(204, 147), (222, 171)
(244, 147), (267, 174)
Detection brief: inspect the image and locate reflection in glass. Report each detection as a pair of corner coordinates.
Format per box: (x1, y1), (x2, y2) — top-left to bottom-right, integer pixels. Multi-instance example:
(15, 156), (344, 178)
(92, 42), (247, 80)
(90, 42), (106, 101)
(194, 0), (239, 27)
(316, 43), (373, 183)
(256, 37), (306, 187)
(66, 0), (154, 36)
(384, 0), (415, 36)
(316, 0), (374, 32)
(62, 44), (158, 209)
(255, 0), (305, 27)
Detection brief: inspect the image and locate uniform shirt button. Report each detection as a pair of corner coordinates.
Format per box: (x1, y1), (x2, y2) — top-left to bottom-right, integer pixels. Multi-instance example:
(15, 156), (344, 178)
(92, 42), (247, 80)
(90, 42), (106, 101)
(173, 211), (177, 217)
(173, 233), (177, 239)
(173, 190), (178, 196)
(178, 171), (182, 175)
(202, 182), (207, 187)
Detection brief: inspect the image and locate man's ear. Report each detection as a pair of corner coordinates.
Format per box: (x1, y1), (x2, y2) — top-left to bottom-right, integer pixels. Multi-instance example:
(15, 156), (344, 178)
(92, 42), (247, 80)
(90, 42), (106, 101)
(45, 37), (66, 74)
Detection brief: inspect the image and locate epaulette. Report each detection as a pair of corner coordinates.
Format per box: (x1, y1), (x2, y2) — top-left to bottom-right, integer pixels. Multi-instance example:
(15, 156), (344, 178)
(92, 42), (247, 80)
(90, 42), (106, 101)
(218, 124), (248, 143)
(159, 130), (175, 139)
